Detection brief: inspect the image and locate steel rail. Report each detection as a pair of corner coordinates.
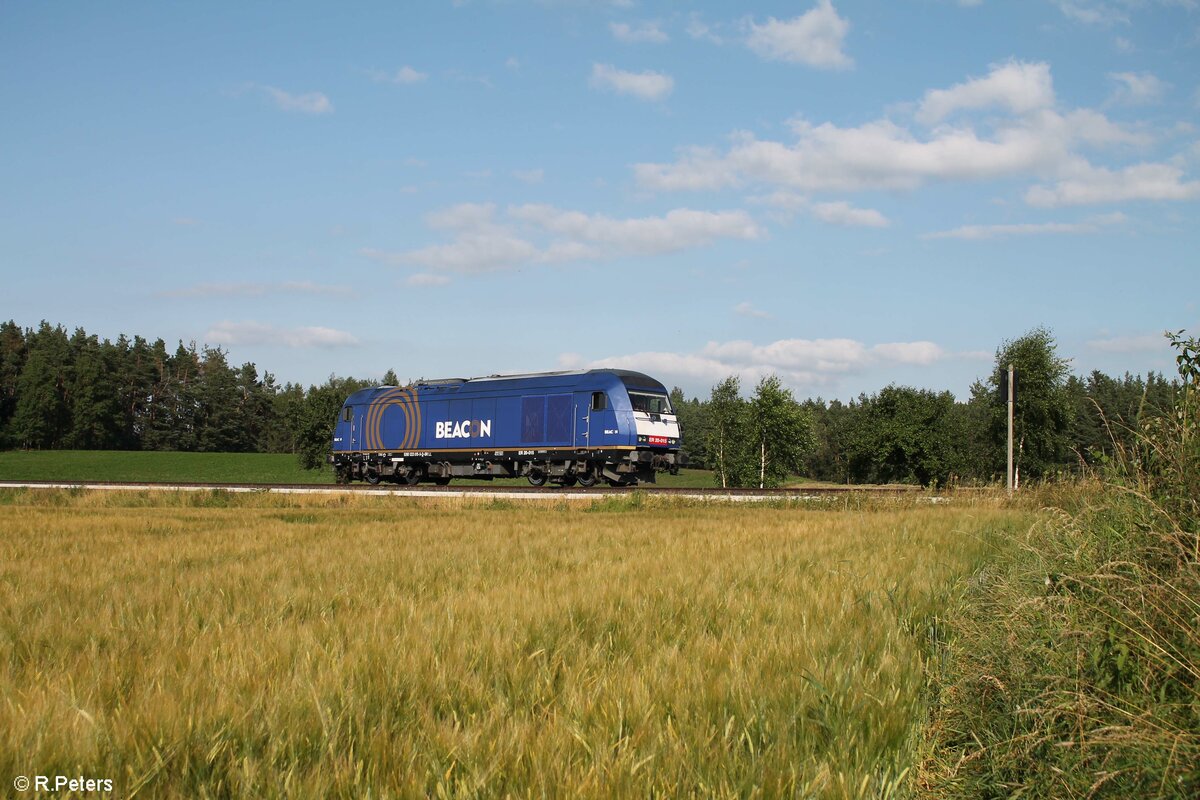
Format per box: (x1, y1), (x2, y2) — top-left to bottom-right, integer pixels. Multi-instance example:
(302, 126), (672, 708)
(0, 479), (925, 496)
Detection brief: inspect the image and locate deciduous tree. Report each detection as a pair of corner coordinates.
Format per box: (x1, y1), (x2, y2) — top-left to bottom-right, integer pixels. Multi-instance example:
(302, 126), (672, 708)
(746, 375), (812, 489)
(706, 376), (744, 488)
(989, 327), (1073, 485)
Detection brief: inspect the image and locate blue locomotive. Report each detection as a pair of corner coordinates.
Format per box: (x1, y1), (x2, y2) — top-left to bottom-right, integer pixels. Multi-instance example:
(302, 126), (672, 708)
(329, 369), (682, 487)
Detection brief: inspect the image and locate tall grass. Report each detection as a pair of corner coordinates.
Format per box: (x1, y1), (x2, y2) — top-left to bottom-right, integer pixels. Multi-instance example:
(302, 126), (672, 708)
(0, 491), (1024, 798)
(919, 334), (1200, 798)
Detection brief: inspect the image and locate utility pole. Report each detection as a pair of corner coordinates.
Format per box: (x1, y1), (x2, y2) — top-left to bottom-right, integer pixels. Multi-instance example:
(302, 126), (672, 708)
(1006, 363), (1015, 497)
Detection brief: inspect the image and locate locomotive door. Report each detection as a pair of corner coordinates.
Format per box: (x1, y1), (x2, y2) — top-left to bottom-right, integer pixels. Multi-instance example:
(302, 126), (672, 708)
(574, 392), (589, 450)
(576, 390), (607, 450)
(575, 401), (587, 450)
(349, 407), (363, 451)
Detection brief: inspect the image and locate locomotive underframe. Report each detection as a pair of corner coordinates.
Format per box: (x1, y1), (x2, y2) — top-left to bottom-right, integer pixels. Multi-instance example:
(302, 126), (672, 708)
(329, 447), (680, 487)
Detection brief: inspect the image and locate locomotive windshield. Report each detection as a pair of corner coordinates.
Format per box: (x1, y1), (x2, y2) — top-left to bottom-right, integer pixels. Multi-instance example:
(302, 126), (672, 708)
(629, 392), (672, 414)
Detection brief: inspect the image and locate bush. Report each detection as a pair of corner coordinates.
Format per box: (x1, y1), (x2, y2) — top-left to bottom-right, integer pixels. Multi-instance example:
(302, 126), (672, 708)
(919, 332), (1200, 798)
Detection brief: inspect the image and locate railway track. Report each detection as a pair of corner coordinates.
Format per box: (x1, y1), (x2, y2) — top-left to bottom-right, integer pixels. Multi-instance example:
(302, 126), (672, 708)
(0, 479), (942, 502)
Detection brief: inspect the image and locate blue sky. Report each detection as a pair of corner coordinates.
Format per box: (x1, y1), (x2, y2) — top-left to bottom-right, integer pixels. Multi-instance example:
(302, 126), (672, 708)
(2, 0), (1197, 400)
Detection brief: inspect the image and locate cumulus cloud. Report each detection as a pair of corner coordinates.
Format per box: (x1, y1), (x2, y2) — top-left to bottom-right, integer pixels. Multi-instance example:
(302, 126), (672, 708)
(810, 200), (890, 227)
(922, 212), (1127, 239)
(1026, 162), (1200, 206)
(744, 1), (853, 69)
(635, 60), (1192, 209)
(362, 203), (765, 276)
(508, 204), (763, 253)
(581, 336), (947, 391)
(734, 301), (771, 319)
(590, 63), (674, 101)
(1107, 71), (1167, 105)
(916, 61), (1055, 124)
(749, 191), (891, 227)
(371, 65), (429, 84)
(205, 321), (358, 348)
(406, 273), (452, 287)
(637, 116), (1062, 193)
(610, 21), (669, 43)
(258, 85), (333, 114)
(1054, 1), (1130, 26)
(1054, 0), (1196, 26)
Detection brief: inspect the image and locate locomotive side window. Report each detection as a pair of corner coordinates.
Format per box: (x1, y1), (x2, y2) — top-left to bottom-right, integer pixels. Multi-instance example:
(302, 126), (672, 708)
(342, 406), (352, 422)
(629, 392), (672, 414)
(591, 392), (607, 411)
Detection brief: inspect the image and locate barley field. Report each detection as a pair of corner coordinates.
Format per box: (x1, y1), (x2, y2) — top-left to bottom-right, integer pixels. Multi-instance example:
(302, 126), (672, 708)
(0, 490), (1027, 798)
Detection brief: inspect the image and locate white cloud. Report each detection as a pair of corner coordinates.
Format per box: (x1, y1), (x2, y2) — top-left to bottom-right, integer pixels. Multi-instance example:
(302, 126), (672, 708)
(512, 168), (545, 184)
(158, 281), (352, 299)
(610, 21), (669, 43)
(922, 212), (1127, 239)
(205, 321), (358, 348)
(405, 273), (452, 287)
(810, 200), (890, 227)
(744, 1), (853, 69)
(425, 202), (499, 230)
(1053, 0), (1196, 26)
(1054, 1), (1129, 26)
(870, 341), (946, 365)
(752, 191), (891, 227)
(1087, 332), (1168, 353)
(1026, 161), (1200, 205)
(637, 115), (1068, 192)
(508, 204), (764, 253)
(371, 66), (428, 85)
(581, 336), (947, 391)
(635, 61), (1185, 206)
(916, 61), (1055, 124)
(590, 63), (674, 101)
(734, 301), (771, 319)
(259, 85), (332, 114)
(1107, 71), (1167, 105)
(362, 203), (764, 275)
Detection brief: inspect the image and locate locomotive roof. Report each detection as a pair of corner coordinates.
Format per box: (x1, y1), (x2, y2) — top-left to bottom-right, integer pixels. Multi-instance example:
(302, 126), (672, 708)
(343, 369), (666, 404)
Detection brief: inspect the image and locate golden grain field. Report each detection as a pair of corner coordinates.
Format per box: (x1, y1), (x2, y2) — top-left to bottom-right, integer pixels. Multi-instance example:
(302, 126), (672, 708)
(0, 490), (1028, 799)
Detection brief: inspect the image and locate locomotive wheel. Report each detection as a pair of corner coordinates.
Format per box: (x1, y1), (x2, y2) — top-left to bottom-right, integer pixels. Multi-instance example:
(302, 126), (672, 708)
(402, 469), (422, 486)
(527, 470), (547, 487)
(433, 477), (451, 486)
(576, 470), (598, 488)
(364, 468), (382, 486)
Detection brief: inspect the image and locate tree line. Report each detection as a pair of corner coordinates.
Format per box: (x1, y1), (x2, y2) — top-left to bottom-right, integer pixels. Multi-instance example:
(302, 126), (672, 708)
(0, 321), (1180, 487)
(674, 328), (1178, 488)
(0, 320), (376, 469)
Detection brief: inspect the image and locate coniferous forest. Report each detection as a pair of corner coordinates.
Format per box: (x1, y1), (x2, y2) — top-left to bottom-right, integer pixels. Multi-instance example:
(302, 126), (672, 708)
(0, 319), (1180, 487)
